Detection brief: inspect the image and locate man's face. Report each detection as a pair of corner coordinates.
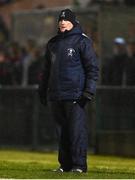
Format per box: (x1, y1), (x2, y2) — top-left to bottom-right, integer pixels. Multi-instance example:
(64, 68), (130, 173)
(0, 52), (5, 62)
(59, 20), (73, 32)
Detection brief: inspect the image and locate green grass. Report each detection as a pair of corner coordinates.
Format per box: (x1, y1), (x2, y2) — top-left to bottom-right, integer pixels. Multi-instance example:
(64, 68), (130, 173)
(0, 150), (135, 179)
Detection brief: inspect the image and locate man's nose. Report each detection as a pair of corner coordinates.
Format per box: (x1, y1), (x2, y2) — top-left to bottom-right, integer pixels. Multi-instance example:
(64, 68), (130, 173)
(61, 20), (65, 24)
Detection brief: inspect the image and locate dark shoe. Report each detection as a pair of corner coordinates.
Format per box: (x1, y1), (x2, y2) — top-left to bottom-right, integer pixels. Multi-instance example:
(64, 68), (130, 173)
(53, 167), (64, 172)
(71, 168), (84, 173)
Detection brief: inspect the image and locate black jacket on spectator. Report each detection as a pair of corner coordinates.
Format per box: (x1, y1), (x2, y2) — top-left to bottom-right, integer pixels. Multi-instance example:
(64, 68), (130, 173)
(102, 54), (127, 85)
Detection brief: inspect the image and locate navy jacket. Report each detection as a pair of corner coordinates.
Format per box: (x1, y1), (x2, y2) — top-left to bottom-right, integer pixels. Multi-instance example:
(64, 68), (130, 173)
(39, 25), (99, 101)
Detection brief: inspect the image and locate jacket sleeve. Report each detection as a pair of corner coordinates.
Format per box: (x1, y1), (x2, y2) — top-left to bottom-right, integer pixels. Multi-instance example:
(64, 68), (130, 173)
(38, 43), (51, 99)
(80, 37), (99, 95)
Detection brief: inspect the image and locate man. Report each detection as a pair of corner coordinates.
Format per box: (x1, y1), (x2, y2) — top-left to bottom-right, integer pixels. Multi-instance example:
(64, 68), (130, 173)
(102, 37), (127, 85)
(39, 9), (99, 173)
(0, 49), (14, 85)
(126, 38), (135, 85)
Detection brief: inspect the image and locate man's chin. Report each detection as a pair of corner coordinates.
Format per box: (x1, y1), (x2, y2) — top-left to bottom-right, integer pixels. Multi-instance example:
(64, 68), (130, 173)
(60, 28), (66, 32)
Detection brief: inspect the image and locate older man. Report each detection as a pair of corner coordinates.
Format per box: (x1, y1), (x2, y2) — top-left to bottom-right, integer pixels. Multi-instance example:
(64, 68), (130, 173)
(39, 9), (99, 173)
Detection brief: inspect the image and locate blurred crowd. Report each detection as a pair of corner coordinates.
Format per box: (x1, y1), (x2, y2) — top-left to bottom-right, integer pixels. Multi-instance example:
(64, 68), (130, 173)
(0, 39), (44, 86)
(0, 13), (45, 86)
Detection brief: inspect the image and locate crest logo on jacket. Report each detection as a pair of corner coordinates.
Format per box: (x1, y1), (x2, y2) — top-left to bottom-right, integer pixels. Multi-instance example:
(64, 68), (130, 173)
(67, 48), (75, 57)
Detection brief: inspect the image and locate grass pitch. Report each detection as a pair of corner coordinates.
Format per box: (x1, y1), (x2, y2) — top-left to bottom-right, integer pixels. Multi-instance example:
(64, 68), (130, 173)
(0, 149), (135, 179)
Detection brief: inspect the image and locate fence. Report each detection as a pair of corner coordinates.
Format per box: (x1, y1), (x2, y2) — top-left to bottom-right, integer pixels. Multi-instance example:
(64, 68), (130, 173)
(0, 86), (56, 149)
(96, 86), (135, 156)
(0, 86), (96, 150)
(0, 86), (135, 156)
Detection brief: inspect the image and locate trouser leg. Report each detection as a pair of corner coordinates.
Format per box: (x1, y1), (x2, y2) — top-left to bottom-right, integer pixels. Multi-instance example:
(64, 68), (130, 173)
(65, 101), (88, 172)
(51, 101), (88, 172)
(51, 101), (72, 171)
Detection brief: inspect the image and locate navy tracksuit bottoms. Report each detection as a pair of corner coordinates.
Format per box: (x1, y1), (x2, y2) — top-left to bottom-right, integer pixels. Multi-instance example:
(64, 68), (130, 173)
(51, 100), (88, 172)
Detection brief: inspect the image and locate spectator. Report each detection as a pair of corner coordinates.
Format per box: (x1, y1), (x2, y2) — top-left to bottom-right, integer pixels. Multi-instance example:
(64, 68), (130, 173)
(8, 41), (24, 63)
(102, 37), (127, 85)
(21, 39), (38, 86)
(8, 42), (27, 85)
(125, 38), (135, 85)
(0, 15), (9, 44)
(0, 49), (14, 85)
(28, 48), (43, 85)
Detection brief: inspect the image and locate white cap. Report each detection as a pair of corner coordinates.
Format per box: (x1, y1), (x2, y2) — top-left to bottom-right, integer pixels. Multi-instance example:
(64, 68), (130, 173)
(114, 37), (126, 45)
